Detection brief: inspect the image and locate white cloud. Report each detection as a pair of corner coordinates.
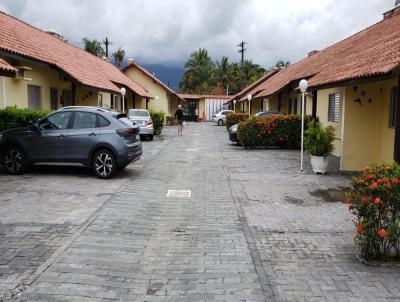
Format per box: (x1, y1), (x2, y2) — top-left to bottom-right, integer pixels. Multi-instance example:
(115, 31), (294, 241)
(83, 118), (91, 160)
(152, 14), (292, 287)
(0, 0), (395, 68)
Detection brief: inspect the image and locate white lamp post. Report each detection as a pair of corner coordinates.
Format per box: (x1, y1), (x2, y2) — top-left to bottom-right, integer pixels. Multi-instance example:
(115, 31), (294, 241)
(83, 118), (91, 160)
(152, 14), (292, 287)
(120, 87), (126, 113)
(299, 79), (308, 172)
(233, 99), (237, 112)
(247, 94), (252, 116)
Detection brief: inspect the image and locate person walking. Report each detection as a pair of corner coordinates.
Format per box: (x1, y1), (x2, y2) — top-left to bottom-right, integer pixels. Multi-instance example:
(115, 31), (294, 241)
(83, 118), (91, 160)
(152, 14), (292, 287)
(194, 108), (199, 122)
(175, 104), (184, 135)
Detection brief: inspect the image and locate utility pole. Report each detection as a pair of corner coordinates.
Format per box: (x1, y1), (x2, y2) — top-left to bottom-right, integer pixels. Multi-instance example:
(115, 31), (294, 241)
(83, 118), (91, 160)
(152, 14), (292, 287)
(237, 41), (247, 63)
(103, 37), (113, 58)
(237, 41), (247, 89)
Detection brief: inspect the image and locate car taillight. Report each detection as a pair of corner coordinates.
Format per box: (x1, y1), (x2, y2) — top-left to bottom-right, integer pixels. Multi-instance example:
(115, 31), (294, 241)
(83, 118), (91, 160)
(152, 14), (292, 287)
(147, 118), (153, 126)
(116, 128), (136, 137)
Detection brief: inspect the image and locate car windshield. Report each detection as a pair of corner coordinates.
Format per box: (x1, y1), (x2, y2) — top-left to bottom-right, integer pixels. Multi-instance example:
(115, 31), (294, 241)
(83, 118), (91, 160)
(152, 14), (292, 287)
(129, 110), (149, 117)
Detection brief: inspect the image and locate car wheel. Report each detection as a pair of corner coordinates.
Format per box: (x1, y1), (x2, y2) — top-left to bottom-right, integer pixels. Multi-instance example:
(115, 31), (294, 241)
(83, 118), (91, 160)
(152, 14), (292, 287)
(218, 119), (224, 126)
(2, 145), (27, 175)
(92, 149), (117, 179)
(148, 135), (154, 141)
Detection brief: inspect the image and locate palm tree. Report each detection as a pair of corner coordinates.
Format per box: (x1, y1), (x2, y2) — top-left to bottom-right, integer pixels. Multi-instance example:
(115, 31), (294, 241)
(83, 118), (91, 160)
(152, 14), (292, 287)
(275, 60), (290, 68)
(82, 38), (104, 56)
(179, 48), (215, 94)
(112, 47), (125, 68)
(214, 56), (233, 93)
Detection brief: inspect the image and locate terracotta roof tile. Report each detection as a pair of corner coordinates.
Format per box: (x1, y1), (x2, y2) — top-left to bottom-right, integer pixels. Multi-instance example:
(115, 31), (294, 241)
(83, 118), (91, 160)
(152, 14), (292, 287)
(255, 11), (400, 98)
(0, 57), (17, 73)
(122, 62), (184, 101)
(0, 11), (150, 97)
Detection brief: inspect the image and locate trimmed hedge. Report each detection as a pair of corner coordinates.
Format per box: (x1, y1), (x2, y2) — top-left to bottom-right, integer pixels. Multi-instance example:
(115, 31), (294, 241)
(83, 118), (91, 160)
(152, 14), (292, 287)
(149, 110), (166, 135)
(237, 114), (311, 149)
(0, 106), (51, 132)
(226, 113), (249, 130)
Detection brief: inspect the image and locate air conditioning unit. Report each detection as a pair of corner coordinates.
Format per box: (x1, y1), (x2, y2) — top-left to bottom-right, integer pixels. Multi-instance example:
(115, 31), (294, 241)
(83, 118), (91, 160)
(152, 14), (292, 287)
(14, 66), (32, 81)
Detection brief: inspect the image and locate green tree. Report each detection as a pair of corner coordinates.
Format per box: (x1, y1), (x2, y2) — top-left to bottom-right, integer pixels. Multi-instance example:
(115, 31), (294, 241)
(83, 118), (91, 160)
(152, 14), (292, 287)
(82, 38), (105, 56)
(179, 48), (216, 94)
(214, 56), (237, 94)
(274, 60), (290, 68)
(241, 60), (266, 86)
(112, 47), (126, 68)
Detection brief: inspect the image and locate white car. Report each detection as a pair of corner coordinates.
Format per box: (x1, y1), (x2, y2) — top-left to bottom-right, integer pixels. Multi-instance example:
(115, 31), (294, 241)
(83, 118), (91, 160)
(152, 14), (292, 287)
(213, 110), (234, 126)
(128, 109), (154, 140)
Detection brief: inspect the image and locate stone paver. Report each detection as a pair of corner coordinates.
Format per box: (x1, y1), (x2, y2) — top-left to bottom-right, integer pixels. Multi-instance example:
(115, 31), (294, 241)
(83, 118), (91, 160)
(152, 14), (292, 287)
(1, 122), (399, 301)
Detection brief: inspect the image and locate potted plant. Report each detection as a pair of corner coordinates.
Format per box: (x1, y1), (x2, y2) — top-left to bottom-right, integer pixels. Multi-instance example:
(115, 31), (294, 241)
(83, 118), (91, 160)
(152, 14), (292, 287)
(304, 119), (336, 174)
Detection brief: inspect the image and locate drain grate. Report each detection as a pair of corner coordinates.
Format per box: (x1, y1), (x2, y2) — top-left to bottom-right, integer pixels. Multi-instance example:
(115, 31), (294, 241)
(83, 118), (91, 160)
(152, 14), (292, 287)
(166, 190), (192, 198)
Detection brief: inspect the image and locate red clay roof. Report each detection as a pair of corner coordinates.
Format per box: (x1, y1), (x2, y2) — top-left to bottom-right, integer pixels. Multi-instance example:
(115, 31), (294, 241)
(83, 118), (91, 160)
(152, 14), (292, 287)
(0, 11), (150, 97)
(255, 10), (400, 98)
(178, 94), (232, 100)
(122, 62), (184, 101)
(0, 57), (17, 74)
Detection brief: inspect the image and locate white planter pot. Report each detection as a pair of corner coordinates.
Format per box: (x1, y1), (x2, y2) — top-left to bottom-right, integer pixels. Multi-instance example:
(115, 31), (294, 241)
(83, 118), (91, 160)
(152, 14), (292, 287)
(310, 155), (329, 174)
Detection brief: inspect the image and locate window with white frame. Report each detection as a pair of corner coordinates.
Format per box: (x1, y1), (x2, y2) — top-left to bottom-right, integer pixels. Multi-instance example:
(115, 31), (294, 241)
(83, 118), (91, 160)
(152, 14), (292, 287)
(328, 93), (340, 122)
(389, 86), (398, 128)
(28, 85), (42, 110)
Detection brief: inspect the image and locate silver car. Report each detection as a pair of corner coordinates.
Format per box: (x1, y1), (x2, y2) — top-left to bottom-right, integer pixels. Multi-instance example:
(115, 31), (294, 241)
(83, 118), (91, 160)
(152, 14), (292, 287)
(128, 109), (154, 140)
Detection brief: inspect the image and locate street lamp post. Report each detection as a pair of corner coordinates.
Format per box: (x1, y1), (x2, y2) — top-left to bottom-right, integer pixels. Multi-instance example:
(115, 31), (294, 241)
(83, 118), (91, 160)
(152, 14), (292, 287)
(299, 79), (308, 172)
(233, 99), (237, 112)
(247, 94), (252, 116)
(120, 87), (126, 113)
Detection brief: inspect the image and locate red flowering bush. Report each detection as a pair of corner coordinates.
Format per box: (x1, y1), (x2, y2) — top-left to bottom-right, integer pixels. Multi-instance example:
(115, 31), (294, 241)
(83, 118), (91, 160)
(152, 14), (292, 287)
(348, 162), (400, 261)
(237, 115), (311, 148)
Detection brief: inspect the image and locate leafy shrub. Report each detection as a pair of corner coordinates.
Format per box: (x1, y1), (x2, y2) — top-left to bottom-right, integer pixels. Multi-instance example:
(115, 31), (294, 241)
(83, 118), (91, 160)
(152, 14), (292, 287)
(149, 110), (166, 135)
(226, 113), (249, 130)
(237, 114), (311, 149)
(305, 119), (336, 158)
(0, 106), (50, 132)
(348, 162), (400, 261)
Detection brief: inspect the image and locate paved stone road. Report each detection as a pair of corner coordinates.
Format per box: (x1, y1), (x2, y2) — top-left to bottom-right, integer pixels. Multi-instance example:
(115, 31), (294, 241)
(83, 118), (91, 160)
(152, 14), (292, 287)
(1, 123), (399, 301)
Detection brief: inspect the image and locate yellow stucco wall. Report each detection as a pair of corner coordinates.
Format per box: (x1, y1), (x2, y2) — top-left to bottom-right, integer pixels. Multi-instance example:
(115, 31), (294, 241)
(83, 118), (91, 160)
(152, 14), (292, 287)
(0, 59), (71, 110)
(124, 66), (177, 115)
(341, 79), (397, 171)
(316, 88), (343, 158)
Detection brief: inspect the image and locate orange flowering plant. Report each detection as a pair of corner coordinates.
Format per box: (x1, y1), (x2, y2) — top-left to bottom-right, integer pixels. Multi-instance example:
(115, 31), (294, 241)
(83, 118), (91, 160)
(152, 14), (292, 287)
(348, 162), (400, 261)
(237, 114), (312, 149)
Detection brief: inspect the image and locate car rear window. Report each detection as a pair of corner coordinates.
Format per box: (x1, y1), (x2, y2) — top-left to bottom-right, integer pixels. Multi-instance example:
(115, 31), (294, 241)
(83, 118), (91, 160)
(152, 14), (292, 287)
(129, 110), (149, 117)
(98, 115), (111, 127)
(118, 117), (134, 127)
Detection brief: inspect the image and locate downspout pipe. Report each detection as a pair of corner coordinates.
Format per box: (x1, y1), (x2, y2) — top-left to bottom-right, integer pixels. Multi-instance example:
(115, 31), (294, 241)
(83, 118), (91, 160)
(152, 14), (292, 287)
(340, 87), (346, 171)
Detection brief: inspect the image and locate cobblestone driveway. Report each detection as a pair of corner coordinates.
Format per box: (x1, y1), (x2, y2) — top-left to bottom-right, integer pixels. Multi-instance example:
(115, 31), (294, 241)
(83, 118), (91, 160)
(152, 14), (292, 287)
(1, 123), (399, 301)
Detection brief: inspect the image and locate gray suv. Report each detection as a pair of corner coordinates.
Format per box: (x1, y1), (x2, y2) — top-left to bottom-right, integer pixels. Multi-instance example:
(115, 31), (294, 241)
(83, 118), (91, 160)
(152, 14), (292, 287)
(0, 107), (142, 179)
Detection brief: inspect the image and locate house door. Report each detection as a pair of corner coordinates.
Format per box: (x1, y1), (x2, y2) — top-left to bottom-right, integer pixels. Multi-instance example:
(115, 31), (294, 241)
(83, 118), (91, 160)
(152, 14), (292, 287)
(62, 90), (72, 107)
(50, 88), (58, 110)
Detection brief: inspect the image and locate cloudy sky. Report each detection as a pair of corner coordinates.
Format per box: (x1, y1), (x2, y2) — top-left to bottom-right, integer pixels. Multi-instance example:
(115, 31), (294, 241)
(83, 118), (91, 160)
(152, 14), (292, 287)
(0, 0), (395, 68)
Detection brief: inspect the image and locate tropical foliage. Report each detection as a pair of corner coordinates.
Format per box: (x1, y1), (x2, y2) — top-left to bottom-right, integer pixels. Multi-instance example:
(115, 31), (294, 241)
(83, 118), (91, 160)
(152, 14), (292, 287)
(348, 162), (400, 261)
(304, 119), (336, 158)
(179, 48), (266, 95)
(179, 48), (216, 94)
(112, 47), (126, 68)
(82, 38), (105, 56)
